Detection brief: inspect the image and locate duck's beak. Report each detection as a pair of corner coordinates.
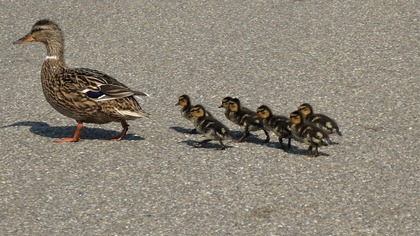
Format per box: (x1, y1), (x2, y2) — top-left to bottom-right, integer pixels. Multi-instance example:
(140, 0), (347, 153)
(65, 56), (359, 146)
(13, 34), (35, 45)
(218, 104), (223, 108)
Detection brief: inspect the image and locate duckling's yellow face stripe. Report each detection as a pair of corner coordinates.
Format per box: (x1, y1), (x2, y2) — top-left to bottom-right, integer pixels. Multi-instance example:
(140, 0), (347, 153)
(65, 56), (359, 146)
(220, 100), (229, 108)
(228, 101), (238, 112)
(289, 113), (301, 124)
(177, 98), (187, 107)
(256, 109), (269, 118)
(190, 107), (205, 117)
(298, 106), (311, 117)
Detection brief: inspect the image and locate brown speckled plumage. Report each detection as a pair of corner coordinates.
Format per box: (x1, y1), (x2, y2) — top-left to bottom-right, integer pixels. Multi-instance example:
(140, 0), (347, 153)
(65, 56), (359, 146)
(14, 19), (149, 142)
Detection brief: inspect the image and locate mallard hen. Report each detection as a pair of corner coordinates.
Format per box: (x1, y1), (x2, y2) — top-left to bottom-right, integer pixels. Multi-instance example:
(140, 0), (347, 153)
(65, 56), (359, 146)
(14, 19), (149, 142)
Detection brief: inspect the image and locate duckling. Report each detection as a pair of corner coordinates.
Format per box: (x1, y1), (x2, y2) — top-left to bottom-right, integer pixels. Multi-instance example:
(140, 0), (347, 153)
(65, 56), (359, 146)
(175, 94), (197, 133)
(298, 103), (342, 136)
(176, 95), (193, 120)
(256, 105), (292, 149)
(189, 105), (233, 150)
(227, 98), (270, 143)
(13, 19), (149, 142)
(218, 96), (236, 124)
(289, 110), (333, 157)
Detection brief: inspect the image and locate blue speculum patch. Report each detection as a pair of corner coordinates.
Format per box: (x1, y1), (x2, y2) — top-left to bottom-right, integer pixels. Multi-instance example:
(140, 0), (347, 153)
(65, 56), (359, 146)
(85, 90), (104, 98)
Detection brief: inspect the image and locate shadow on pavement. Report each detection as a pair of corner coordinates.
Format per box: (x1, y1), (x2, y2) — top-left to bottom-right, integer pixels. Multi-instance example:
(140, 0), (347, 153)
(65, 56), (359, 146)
(169, 126), (197, 134)
(1, 121), (144, 141)
(181, 140), (233, 150)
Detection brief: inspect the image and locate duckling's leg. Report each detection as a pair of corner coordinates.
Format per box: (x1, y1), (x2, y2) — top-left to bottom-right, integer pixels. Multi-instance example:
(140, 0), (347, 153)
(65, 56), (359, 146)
(263, 129), (270, 143)
(287, 138), (291, 148)
(237, 130), (250, 142)
(54, 121), (83, 143)
(314, 145), (320, 157)
(307, 145), (319, 157)
(218, 140), (226, 150)
(278, 137), (284, 149)
(279, 136), (291, 149)
(108, 120), (129, 141)
(307, 145), (313, 156)
(189, 128), (198, 134)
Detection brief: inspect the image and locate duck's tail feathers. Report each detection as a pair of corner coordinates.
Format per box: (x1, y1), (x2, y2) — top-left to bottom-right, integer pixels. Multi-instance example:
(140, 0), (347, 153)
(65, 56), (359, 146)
(134, 91), (150, 97)
(116, 109), (150, 119)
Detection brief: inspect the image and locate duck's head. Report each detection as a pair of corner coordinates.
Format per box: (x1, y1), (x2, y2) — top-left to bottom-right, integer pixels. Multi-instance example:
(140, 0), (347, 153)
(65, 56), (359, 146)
(228, 98), (241, 112)
(298, 103), (313, 117)
(14, 19), (64, 46)
(288, 110), (303, 125)
(176, 94), (191, 107)
(256, 105), (272, 119)
(189, 105), (206, 119)
(218, 96), (233, 108)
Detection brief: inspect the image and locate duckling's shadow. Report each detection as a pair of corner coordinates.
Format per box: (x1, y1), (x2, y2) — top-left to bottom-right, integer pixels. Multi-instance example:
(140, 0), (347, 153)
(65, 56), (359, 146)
(233, 132), (271, 145)
(181, 140), (233, 150)
(263, 141), (330, 157)
(2, 121), (144, 141)
(169, 126), (198, 134)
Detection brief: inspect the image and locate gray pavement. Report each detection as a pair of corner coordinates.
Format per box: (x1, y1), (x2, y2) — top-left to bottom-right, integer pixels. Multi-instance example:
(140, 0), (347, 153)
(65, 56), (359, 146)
(1, 0), (418, 235)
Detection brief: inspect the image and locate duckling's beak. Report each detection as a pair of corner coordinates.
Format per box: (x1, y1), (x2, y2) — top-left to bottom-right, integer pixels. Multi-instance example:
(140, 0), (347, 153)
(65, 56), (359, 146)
(13, 34), (35, 45)
(175, 102), (180, 106)
(218, 104), (223, 108)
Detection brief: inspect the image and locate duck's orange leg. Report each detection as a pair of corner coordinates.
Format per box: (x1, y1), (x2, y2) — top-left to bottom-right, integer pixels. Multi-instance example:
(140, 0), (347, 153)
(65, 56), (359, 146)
(108, 121), (129, 141)
(54, 122), (83, 143)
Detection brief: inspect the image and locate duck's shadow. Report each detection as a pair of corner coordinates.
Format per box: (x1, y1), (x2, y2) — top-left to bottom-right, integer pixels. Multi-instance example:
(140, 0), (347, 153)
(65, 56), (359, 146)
(2, 121), (144, 141)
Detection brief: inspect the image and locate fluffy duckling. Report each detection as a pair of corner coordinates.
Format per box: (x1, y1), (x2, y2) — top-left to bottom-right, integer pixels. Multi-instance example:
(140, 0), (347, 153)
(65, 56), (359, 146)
(189, 105), (233, 150)
(298, 103), (342, 136)
(13, 19), (149, 142)
(175, 94), (197, 133)
(228, 98), (270, 143)
(289, 110), (333, 157)
(218, 96), (236, 124)
(176, 95), (193, 120)
(256, 105), (292, 149)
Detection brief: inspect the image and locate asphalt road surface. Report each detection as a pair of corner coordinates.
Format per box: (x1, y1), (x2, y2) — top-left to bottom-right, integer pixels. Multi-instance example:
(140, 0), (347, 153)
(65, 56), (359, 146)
(1, 1), (418, 235)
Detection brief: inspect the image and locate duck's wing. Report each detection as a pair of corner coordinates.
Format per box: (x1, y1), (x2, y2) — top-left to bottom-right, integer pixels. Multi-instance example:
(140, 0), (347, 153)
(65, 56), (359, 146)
(63, 68), (148, 101)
